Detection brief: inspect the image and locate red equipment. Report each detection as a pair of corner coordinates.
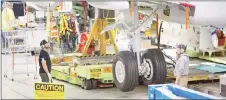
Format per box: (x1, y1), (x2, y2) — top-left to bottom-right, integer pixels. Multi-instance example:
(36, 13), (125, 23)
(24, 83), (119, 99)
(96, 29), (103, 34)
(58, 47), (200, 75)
(79, 33), (95, 55)
(216, 30), (226, 46)
(139, 13), (144, 20)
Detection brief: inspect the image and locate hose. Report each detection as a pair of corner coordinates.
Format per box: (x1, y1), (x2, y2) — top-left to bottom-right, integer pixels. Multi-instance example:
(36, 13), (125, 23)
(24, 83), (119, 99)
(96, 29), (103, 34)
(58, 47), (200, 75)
(157, 21), (163, 49)
(156, 21), (176, 67)
(161, 50), (176, 68)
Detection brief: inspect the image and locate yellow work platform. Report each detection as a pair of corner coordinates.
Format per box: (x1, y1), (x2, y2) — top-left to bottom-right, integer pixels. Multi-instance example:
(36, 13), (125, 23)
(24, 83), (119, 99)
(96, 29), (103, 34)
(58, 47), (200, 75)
(167, 67), (221, 82)
(199, 56), (226, 65)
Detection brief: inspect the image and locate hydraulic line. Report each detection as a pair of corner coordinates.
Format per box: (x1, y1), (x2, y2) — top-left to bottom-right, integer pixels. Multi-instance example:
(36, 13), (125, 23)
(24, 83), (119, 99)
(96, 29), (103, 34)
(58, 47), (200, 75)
(156, 14), (158, 38)
(157, 21), (163, 49)
(156, 21), (176, 67)
(161, 51), (176, 68)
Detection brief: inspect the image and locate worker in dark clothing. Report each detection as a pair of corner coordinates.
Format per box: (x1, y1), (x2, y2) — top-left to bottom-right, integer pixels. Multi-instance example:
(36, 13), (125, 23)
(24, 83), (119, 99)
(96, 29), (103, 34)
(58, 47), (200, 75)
(174, 44), (189, 88)
(39, 40), (52, 83)
(69, 16), (78, 51)
(61, 35), (69, 53)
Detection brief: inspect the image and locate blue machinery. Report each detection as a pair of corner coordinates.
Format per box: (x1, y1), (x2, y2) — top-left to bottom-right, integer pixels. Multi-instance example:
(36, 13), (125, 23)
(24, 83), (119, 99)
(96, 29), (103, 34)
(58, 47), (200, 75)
(148, 84), (222, 99)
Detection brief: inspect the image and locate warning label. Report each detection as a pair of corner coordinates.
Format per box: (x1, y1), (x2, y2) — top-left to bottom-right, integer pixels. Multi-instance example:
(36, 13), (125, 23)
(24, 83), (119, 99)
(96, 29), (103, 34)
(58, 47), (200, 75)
(90, 69), (101, 72)
(34, 83), (65, 99)
(90, 69), (101, 77)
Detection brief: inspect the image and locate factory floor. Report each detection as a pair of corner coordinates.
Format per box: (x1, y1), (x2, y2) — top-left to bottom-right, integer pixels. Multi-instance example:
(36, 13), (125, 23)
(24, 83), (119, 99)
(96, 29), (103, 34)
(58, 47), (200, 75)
(2, 54), (222, 99)
(2, 55), (148, 99)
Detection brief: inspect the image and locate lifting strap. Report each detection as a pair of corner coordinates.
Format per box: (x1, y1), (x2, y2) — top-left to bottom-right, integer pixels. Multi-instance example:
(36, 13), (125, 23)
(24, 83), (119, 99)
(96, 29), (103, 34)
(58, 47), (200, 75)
(180, 2), (194, 30)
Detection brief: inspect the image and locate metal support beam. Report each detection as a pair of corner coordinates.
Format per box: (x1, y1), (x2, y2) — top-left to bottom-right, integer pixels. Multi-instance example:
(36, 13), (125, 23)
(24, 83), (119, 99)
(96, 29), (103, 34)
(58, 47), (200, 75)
(133, 1), (141, 52)
(132, 1), (143, 69)
(129, 3), (161, 74)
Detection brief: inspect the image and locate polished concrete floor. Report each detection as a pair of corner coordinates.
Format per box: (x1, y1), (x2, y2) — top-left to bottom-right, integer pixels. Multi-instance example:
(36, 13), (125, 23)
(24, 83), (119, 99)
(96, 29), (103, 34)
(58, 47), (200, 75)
(2, 53), (223, 99)
(2, 55), (149, 99)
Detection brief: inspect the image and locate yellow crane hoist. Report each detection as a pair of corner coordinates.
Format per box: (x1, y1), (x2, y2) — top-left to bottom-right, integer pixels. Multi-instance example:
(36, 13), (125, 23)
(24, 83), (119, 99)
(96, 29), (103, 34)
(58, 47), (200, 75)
(82, 18), (118, 56)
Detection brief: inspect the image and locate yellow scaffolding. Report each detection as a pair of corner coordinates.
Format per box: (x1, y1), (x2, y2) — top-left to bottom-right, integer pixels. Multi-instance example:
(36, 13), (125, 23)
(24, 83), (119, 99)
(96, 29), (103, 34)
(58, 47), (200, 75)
(82, 18), (118, 56)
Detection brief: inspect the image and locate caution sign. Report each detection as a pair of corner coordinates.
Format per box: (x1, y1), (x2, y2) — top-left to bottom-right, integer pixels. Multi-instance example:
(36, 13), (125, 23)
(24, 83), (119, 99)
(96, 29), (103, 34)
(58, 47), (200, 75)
(34, 83), (65, 99)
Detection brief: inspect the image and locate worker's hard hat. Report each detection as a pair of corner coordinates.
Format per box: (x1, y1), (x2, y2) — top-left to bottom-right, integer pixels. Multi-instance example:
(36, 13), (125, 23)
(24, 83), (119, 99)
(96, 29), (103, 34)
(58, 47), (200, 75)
(176, 44), (187, 51)
(40, 40), (48, 46)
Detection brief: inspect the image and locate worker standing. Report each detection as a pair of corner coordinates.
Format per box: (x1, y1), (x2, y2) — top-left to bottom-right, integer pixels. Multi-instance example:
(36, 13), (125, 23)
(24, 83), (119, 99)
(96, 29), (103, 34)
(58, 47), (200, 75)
(69, 15), (78, 51)
(1, 2), (15, 48)
(39, 40), (52, 83)
(174, 44), (189, 88)
(24, 6), (35, 23)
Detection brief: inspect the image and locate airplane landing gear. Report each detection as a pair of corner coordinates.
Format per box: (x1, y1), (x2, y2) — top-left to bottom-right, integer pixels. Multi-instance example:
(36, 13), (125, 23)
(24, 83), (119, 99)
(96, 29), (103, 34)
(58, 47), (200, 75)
(140, 49), (167, 86)
(112, 49), (167, 92)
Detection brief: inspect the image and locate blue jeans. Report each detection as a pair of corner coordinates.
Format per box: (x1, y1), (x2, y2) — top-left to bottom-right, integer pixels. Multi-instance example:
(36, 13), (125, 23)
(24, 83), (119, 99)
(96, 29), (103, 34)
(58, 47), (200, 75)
(1, 31), (15, 48)
(1, 32), (7, 43)
(1, 32), (8, 48)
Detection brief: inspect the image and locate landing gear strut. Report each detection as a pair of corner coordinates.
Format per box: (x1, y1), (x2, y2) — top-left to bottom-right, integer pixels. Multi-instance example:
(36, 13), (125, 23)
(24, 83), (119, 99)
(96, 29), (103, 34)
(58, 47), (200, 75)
(112, 1), (166, 92)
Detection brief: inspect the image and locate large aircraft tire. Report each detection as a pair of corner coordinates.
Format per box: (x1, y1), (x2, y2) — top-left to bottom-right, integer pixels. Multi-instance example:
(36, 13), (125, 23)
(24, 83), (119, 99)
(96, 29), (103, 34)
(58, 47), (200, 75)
(113, 51), (139, 92)
(141, 49), (167, 86)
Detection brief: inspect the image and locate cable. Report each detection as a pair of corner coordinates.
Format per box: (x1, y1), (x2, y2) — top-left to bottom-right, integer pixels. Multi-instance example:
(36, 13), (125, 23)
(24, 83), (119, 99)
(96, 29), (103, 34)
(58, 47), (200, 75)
(155, 18), (176, 67)
(161, 50), (176, 64)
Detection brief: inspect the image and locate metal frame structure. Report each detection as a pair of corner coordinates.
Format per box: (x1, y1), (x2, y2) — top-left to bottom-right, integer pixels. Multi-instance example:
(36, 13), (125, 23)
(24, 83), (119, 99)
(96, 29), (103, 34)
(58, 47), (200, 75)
(47, 1), (120, 90)
(3, 2), (38, 81)
(83, 1), (226, 93)
(97, 1), (168, 92)
(130, 2), (159, 71)
(82, 18), (118, 56)
(48, 1), (167, 91)
(3, 28), (38, 81)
